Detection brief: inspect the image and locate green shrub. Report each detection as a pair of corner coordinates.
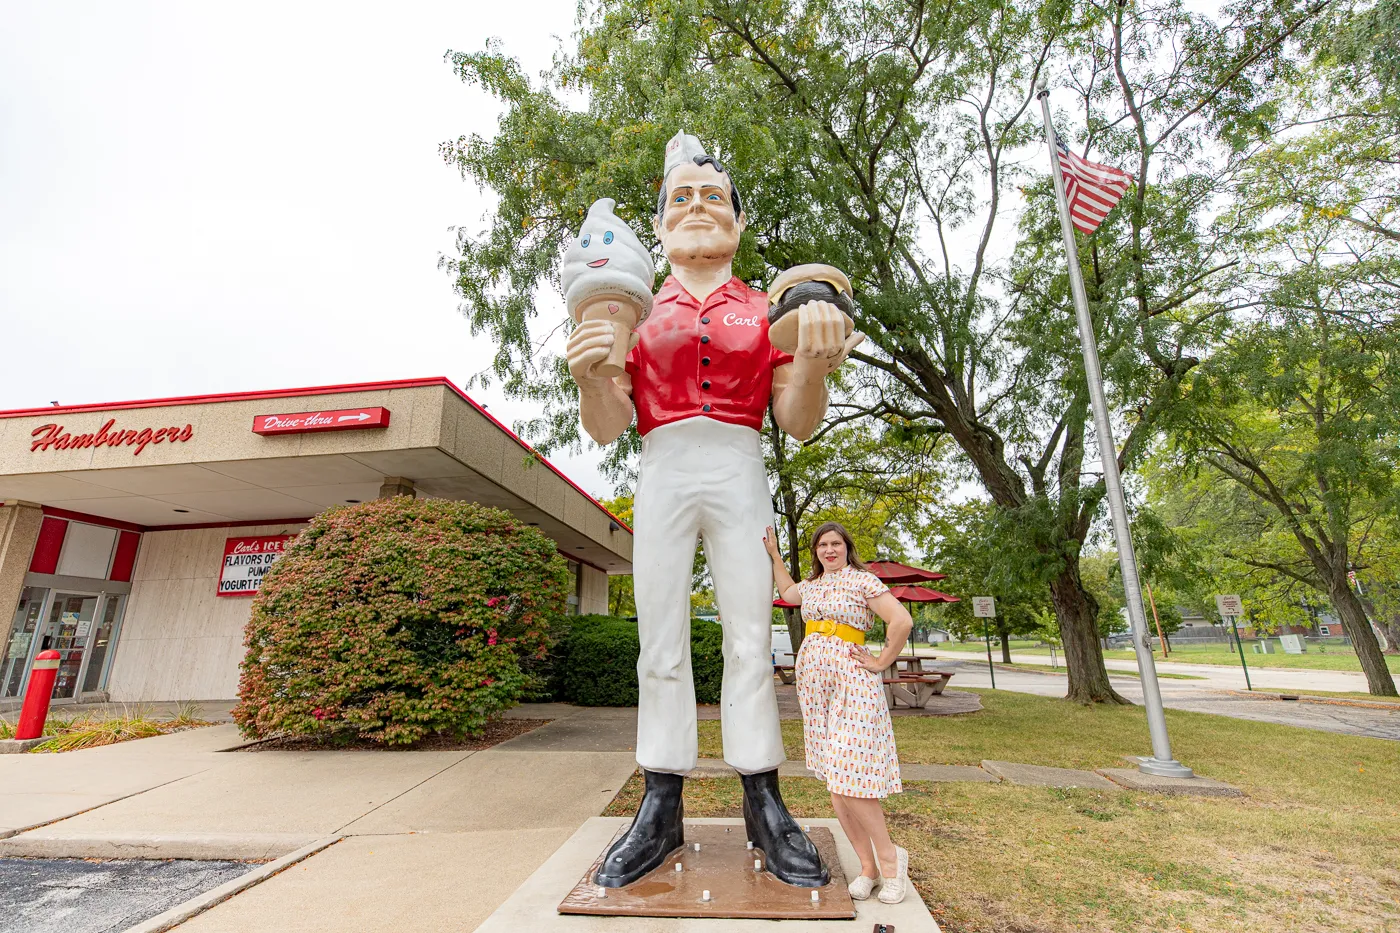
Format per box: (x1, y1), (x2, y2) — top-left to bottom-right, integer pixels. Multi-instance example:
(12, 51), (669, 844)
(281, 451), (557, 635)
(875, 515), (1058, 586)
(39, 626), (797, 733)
(554, 615), (725, 706)
(234, 498), (570, 745)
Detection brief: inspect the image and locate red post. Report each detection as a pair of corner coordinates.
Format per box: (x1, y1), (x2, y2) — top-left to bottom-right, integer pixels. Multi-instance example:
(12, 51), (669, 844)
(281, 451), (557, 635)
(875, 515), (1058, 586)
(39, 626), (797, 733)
(15, 650), (61, 740)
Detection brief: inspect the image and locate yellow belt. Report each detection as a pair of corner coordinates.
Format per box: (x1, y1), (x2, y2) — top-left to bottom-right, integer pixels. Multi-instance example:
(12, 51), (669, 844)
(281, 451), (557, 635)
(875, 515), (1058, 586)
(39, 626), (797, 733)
(805, 619), (866, 645)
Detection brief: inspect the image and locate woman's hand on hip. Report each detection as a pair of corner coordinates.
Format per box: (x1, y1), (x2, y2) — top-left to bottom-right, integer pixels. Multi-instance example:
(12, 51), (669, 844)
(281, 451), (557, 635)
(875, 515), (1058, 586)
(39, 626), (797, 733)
(852, 647), (886, 673)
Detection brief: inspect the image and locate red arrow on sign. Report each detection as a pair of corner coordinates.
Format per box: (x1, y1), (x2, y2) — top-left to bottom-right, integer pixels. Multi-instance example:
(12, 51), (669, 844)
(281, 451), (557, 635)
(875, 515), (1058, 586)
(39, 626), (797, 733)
(252, 407), (391, 435)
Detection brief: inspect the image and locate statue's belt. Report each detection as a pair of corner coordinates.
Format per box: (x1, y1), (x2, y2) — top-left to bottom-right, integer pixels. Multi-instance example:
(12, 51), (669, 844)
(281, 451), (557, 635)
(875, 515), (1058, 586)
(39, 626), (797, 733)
(804, 619), (866, 645)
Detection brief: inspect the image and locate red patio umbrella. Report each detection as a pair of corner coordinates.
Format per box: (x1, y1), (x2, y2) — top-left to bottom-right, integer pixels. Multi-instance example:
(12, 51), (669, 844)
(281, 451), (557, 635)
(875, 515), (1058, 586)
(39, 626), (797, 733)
(773, 597), (800, 609)
(885, 584), (959, 657)
(867, 559), (947, 584)
(886, 584), (959, 603)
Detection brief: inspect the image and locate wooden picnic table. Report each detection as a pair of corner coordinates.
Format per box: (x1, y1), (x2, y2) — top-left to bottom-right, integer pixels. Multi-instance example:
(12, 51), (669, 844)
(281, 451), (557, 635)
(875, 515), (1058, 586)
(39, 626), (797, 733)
(882, 658), (955, 709)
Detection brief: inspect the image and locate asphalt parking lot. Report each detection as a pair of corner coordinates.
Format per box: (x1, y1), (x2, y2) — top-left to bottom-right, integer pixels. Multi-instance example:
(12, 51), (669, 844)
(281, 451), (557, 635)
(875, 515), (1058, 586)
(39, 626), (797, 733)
(0, 857), (251, 933)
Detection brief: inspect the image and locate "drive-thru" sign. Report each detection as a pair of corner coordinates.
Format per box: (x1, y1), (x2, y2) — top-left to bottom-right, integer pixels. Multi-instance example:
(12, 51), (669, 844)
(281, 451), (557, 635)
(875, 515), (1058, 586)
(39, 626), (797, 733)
(252, 407), (390, 435)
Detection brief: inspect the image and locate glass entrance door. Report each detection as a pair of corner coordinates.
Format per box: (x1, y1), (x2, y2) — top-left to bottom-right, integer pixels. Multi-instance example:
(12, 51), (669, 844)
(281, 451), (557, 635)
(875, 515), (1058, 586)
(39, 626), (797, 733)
(44, 593), (99, 700)
(81, 594), (126, 695)
(3, 587), (50, 698)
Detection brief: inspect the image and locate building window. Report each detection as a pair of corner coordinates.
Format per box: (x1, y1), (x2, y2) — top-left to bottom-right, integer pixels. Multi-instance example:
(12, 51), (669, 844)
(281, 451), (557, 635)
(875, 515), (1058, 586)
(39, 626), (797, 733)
(566, 559), (583, 615)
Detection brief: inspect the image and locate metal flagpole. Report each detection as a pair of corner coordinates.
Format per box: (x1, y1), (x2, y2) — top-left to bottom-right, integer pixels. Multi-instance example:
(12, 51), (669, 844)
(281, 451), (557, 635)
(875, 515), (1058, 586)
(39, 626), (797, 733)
(1035, 78), (1193, 779)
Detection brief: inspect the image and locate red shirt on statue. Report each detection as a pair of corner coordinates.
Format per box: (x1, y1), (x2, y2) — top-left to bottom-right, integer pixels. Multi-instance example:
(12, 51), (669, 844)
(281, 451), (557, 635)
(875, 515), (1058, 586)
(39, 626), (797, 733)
(626, 276), (794, 437)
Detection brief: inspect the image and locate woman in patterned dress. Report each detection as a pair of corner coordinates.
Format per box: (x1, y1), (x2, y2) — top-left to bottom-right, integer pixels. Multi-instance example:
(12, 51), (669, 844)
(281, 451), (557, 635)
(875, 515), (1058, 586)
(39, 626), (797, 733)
(763, 521), (915, 904)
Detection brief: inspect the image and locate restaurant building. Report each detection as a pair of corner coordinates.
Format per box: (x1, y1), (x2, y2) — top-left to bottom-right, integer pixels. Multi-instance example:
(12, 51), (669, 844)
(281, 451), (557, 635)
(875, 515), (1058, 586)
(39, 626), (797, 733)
(0, 378), (632, 706)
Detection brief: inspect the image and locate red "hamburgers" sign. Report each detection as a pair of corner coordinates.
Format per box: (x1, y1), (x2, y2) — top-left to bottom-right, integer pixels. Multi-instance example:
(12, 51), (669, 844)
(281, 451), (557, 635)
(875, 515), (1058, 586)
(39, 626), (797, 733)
(30, 419), (194, 456)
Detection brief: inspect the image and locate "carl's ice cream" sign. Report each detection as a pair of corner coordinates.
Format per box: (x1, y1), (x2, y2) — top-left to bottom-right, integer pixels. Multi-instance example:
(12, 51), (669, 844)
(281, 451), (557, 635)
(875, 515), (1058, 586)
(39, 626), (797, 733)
(217, 535), (293, 597)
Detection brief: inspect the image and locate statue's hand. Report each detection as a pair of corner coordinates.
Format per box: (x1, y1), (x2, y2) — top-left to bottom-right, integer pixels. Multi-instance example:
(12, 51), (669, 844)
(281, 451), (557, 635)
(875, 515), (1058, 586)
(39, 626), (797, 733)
(566, 319), (621, 389)
(793, 300), (864, 374)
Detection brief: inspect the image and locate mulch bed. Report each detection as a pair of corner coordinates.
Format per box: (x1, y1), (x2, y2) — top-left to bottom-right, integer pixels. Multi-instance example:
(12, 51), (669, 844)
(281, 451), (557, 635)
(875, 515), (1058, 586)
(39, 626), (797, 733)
(236, 718), (551, 752)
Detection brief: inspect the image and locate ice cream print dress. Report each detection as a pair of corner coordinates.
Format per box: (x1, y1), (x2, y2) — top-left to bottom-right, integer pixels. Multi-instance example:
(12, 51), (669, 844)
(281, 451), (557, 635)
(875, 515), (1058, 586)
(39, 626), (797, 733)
(795, 566), (902, 799)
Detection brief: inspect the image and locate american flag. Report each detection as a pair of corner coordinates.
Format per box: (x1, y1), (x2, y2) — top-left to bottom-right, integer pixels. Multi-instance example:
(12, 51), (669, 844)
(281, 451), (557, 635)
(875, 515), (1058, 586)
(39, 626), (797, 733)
(1055, 136), (1132, 235)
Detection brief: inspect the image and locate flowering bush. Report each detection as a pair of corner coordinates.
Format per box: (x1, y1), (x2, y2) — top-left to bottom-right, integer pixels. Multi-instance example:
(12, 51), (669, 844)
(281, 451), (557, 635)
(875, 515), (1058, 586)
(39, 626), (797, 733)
(234, 498), (570, 745)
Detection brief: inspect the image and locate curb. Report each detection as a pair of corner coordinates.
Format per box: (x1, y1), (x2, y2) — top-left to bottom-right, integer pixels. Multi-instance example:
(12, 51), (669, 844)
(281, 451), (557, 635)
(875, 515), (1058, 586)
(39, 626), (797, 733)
(1225, 689), (1400, 711)
(0, 737), (48, 754)
(0, 831), (324, 861)
(120, 835), (342, 933)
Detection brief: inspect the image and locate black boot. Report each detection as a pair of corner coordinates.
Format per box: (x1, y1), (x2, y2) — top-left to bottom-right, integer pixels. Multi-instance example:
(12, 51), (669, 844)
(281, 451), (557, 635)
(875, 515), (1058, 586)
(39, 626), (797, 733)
(594, 769), (686, 887)
(741, 769), (830, 887)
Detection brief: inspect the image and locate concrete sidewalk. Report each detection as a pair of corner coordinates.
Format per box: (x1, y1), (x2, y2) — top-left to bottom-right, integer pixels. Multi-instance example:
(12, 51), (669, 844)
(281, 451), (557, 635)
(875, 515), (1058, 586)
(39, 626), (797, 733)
(0, 707), (640, 931)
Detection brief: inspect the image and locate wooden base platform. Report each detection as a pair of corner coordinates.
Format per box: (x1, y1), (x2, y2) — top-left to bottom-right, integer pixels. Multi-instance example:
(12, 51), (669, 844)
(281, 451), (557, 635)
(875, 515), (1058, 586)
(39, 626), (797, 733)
(471, 817), (943, 932)
(558, 823), (854, 920)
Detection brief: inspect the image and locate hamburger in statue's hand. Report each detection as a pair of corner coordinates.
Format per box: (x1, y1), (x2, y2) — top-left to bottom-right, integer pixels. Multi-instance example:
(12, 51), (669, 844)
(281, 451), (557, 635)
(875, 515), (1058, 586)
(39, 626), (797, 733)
(561, 198), (656, 378)
(766, 264), (855, 360)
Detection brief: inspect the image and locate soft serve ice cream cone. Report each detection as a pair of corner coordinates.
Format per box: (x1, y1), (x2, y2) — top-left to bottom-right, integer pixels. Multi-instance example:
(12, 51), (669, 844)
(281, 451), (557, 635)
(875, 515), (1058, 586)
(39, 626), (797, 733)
(562, 198), (656, 378)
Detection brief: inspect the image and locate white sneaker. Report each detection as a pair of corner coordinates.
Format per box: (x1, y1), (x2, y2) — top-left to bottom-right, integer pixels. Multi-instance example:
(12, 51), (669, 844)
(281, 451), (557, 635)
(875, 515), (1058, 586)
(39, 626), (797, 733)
(848, 874), (878, 900)
(877, 846), (909, 904)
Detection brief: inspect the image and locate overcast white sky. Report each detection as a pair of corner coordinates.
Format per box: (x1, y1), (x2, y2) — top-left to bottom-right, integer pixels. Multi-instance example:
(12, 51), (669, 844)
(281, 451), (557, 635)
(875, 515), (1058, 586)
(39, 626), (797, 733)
(0, 2), (614, 493)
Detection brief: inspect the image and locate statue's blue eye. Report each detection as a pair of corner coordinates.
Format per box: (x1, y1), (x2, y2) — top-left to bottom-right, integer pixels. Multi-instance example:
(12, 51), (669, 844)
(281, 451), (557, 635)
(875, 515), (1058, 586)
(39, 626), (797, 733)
(603, 231), (614, 244)
(581, 234), (591, 247)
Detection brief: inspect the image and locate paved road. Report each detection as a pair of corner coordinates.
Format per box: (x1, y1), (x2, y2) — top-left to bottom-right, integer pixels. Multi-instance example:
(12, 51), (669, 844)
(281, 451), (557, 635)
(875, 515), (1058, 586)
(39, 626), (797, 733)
(936, 647), (1374, 693)
(937, 656), (1400, 741)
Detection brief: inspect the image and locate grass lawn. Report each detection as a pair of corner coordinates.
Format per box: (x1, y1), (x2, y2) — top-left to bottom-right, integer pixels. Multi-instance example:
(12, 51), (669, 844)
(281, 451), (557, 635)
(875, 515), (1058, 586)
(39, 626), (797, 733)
(0, 705), (214, 752)
(608, 690), (1400, 932)
(944, 642), (1400, 675)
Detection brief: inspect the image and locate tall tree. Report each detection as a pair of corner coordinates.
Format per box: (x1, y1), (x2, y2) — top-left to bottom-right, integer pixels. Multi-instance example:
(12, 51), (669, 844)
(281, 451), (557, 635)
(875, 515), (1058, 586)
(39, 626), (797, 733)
(1162, 242), (1400, 694)
(442, 0), (1323, 701)
(1153, 0), (1400, 694)
(925, 500), (1059, 662)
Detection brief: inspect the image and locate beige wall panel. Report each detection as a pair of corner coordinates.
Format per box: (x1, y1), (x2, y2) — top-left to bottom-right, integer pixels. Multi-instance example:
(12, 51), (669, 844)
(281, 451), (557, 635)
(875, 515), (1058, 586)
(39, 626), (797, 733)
(563, 494), (589, 535)
(105, 523), (302, 701)
(452, 409), (510, 486)
(0, 502), (43, 623)
(130, 529), (170, 581)
(533, 472), (569, 528)
(496, 448), (542, 502)
(436, 397), (459, 452)
(580, 564), (609, 616)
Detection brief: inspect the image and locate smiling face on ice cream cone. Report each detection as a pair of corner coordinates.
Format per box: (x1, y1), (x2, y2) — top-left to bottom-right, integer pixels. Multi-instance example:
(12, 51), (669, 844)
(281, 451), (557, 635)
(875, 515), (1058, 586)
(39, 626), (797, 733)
(562, 199), (656, 377)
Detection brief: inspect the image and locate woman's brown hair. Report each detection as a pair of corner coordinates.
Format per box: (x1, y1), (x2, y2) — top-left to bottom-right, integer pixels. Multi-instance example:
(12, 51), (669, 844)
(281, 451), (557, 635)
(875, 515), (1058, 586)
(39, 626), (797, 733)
(806, 521), (869, 580)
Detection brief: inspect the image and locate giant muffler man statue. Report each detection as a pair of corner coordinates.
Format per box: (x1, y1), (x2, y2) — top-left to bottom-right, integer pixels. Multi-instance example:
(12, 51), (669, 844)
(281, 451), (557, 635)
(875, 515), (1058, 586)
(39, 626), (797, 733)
(564, 131), (862, 888)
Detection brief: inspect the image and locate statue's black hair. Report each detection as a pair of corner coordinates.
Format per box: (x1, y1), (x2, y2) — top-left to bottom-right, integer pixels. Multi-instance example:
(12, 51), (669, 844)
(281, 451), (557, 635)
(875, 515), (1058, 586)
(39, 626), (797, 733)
(656, 154), (744, 219)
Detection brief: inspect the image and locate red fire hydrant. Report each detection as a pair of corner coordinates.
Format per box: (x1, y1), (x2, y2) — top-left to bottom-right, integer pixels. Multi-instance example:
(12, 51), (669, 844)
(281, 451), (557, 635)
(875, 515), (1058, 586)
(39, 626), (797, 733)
(15, 650), (61, 741)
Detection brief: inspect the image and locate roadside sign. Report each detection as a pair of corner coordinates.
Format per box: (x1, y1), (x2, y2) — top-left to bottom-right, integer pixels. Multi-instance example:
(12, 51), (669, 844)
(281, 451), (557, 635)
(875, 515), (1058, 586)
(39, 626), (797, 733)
(972, 596), (996, 618)
(1214, 594), (1243, 617)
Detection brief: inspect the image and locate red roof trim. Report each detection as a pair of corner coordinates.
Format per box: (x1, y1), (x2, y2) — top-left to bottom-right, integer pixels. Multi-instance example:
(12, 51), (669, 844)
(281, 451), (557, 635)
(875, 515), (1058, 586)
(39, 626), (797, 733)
(42, 506), (145, 534)
(2, 377), (632, 535)
(559, 547), (613, 575)
(158, 517), (314, 533)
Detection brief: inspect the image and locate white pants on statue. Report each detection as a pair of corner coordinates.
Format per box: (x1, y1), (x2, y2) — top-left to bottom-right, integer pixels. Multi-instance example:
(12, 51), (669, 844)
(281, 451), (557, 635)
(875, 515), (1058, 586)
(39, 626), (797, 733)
(633, 416), (785, 776)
